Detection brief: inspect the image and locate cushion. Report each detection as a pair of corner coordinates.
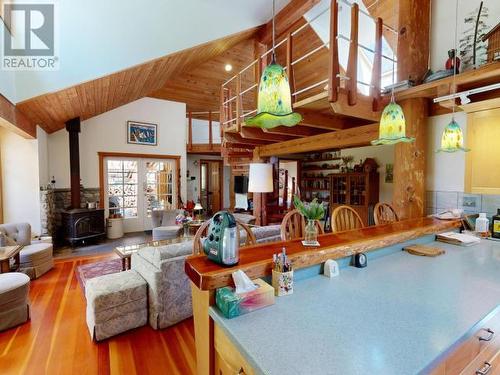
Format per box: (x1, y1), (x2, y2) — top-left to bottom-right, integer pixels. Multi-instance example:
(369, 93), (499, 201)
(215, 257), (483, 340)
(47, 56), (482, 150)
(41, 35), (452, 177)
(251, 225), (281, 241)
(85, 270), (146, 311)
(137, 240), (193, 266)
(152, 226), (181, 241)
(0, 223), (31, 246)
(0, 273), (30, 311)
(19, 243), (53, 264)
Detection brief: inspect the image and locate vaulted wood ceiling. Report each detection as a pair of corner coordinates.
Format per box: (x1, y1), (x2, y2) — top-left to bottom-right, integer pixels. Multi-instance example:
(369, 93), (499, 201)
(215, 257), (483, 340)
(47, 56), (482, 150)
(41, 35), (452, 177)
(16, 26), (261, 133)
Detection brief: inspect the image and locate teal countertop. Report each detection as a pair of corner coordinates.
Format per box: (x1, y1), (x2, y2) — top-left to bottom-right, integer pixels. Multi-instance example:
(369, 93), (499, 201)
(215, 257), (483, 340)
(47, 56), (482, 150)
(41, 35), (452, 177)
(209, 238), (500, 375)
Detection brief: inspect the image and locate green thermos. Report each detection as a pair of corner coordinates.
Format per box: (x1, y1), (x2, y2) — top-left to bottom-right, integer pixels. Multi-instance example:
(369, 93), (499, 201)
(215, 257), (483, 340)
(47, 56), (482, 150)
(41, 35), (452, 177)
(203, 211), (239, 266)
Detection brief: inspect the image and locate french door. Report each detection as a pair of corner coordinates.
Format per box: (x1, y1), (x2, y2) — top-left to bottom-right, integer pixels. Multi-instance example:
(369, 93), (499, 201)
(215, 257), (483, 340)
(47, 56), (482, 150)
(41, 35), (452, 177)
(102, 154), (179, 233)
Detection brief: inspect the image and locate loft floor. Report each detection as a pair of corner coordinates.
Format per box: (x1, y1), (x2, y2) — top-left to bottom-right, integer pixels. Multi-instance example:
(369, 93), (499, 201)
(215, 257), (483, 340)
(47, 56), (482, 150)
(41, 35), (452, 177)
(0, 254), (196, 375)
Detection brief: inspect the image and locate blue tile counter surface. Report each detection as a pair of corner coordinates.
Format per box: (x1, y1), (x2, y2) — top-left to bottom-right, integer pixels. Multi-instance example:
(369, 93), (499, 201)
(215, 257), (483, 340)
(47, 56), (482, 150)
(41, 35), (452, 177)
(209, 240), (500, 375)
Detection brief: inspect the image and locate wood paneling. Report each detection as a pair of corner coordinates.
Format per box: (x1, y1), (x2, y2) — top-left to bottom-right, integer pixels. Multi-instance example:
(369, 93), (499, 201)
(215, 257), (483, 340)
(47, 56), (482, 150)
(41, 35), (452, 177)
(0, 94), (36, 138)
(0, 254), (196, 375)
(185, 217), (461, 291)
(16, 27), (261, 133)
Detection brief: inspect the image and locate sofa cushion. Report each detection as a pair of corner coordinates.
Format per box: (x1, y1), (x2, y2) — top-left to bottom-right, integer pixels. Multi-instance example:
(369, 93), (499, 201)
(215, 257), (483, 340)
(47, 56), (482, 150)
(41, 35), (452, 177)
(251, 225), (281, 242)
(19, 243), (53, 263)
(137, 240), (193, 266)
(152, 226), (181, 241)
(0, 223), (31, 246)
(85, 270), (146, 311)
(0, 273), (30, 311)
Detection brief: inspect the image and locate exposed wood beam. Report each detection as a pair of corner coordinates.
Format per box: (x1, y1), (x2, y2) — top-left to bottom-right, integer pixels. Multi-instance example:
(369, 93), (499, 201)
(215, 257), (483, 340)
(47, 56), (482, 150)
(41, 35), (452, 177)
(240, 127), (296, 142)
(298, 109), (349, 130)
(255, 123), (379, 157)
(330, 89), (382, 121)
(187, 144), (221, 154)
(263, 125), (325, 137)
(258, 0), (321, 44)
(0, 94), (36, 139)
(223, 132), (272, 146)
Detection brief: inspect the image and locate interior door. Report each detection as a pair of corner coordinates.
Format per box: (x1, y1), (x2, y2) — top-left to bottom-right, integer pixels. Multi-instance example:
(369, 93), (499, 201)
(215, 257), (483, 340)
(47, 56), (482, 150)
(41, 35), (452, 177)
(200, 160), (222, 215)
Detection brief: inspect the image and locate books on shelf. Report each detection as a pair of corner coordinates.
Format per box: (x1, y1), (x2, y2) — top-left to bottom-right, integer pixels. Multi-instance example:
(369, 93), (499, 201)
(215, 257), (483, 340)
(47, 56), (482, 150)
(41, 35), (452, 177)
(436, 232), (481, 246)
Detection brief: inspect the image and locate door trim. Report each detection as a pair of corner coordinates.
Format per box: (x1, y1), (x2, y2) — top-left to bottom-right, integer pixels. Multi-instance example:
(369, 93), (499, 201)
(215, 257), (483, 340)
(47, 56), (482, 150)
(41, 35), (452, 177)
(98, 151), (181, 210)
(199, 159), (224, 213)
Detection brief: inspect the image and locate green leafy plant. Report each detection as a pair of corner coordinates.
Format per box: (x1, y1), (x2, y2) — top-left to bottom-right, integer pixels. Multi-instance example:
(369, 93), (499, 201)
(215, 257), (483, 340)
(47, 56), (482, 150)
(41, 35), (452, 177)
(293, 195), (325, 220)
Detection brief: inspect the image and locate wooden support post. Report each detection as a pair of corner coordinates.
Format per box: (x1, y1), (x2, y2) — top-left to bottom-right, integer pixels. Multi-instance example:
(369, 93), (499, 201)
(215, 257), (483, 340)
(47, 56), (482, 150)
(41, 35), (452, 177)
(190, 282), (215, 375)
(371, 17), (383, 112)
(235, 75), (241, 132)
(286, 33), (295, 102)
(208, 111), (213, 149)
(328, 0), (340, 103)
(188, 112), (193, 152)
(346, 2), (358, 106)
(219, 86), (225, 138)
(393, 0), (430, 220)
(227, 87), (233, 128)
(393, 98), (427, 219)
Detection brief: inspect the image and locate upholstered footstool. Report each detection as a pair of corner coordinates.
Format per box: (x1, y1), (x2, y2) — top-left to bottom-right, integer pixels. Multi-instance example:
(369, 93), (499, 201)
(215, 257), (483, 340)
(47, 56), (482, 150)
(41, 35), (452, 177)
(0, 272), (30, 331)
(152, 226), (181, 241)
(85, 270), (147, 341)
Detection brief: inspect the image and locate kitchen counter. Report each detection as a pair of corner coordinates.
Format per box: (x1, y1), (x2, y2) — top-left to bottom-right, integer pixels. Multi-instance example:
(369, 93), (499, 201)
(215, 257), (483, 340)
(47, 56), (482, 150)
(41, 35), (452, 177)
(209, 239), (500, 375)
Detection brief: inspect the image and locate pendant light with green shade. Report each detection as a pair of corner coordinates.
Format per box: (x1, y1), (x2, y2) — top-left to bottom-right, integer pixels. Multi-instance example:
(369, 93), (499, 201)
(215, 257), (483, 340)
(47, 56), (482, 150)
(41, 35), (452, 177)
(437, 0), (469, 153)
(245, 0), (302, 129)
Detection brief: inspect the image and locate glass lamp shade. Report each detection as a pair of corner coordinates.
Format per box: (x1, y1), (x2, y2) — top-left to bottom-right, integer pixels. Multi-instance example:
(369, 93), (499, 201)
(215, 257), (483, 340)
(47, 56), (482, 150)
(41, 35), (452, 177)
(245, 62), (302, 129)
(371, 101), (415, 145)
(248, 163), (273, 193)
(437, 118), (470, 153)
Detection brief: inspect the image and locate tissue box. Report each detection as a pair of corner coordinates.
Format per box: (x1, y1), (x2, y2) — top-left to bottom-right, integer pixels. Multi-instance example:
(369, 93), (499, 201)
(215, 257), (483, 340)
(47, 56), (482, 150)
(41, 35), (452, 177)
(215, 279), (275, 319)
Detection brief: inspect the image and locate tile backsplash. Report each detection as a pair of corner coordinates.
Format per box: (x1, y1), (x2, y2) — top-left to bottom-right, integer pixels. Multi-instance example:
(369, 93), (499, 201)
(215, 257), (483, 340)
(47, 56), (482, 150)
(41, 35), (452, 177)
(426, 191), (500, 218)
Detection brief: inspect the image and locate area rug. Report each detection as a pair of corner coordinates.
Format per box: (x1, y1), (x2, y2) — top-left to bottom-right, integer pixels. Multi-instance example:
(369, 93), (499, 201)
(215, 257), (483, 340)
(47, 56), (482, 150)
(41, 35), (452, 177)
(76, 258), (122, 294)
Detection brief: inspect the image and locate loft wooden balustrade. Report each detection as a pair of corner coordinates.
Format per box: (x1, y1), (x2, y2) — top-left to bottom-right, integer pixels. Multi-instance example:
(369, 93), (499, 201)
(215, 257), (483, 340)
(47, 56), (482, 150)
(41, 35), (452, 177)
(219, 0), (397, 152)
(186, 111), (221, 155)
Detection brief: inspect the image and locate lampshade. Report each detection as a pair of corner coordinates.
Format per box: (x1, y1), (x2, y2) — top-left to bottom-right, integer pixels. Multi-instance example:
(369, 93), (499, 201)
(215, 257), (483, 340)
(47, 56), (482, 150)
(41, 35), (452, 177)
(371, 101), (415, 145)
(245, 61), (302, 129)
(194, 202), (203, 210)
(248, 163), (273, 193)
(437, 118), (469, 153)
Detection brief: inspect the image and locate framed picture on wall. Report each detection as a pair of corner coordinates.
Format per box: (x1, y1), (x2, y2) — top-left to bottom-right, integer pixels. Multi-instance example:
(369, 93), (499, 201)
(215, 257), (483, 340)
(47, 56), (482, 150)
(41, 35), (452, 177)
(127, 121), (158, 146)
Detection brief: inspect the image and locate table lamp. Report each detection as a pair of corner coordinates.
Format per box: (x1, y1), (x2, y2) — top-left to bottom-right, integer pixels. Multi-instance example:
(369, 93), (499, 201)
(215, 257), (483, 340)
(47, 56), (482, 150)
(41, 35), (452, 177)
(194, 202), (203, 220)
(248, 163), (273, 193)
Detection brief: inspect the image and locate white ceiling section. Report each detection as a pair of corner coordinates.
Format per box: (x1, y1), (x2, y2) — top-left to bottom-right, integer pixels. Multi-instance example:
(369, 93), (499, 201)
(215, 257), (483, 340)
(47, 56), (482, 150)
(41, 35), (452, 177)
(9, 0), (289, 103)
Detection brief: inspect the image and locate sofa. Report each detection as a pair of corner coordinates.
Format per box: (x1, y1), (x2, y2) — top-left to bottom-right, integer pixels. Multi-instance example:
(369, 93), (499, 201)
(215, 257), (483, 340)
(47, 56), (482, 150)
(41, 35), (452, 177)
(0, 223), (54, 279)
(131, 224), (281, 329)
(151, 209), (182, 241)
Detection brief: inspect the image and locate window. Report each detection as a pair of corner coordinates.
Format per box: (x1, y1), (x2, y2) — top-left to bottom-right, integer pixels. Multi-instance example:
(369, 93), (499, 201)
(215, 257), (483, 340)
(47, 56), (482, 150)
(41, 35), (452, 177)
(107, 160), (138, 218)
(145, 161), (175, 216)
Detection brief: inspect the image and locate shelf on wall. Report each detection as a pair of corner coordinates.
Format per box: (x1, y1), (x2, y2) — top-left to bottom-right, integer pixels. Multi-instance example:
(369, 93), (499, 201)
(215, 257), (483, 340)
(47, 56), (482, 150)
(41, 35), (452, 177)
(302, 167), (339, 172)
(302, 157), (342, 163)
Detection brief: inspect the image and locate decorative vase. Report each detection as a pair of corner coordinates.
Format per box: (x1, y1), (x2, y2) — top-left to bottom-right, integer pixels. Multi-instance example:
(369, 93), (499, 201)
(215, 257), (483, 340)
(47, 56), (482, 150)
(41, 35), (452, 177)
(304, 219), (318, 245)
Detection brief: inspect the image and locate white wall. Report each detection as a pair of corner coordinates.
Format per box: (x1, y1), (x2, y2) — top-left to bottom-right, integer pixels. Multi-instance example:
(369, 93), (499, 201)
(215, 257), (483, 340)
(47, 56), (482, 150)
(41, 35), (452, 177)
(426, 112), (467, 192)
(37, 127), (50, 188)
(0, 128), (42, 234)
(340, 145), (395, 203)
(47, 97), (187, 201)
(186, 154), (230, 209)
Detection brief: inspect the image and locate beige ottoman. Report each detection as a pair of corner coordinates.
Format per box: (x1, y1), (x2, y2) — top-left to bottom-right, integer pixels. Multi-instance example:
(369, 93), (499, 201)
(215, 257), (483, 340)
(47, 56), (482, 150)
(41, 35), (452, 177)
(0, 272), (30, 331)
(19, 243), (54, 279)
(85, 270), (147, 341)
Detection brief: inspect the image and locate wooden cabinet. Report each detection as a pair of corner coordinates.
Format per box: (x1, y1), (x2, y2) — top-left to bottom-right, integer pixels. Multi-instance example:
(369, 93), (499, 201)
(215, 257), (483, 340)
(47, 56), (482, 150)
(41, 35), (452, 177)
(214, 325), (255, 375)
(430, 309), (500, 375)
(330, 172), (379, 226)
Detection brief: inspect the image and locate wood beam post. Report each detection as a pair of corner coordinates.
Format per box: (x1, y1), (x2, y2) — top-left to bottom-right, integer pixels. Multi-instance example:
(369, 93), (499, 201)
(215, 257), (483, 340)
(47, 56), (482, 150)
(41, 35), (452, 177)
(208, 111), (213, 149)
(286, 32), (295, 102)
(393, 0), (430, 220)
(219, 86), (225, 137)
(235, 74), (241, 132)
(371, 17), (383, 112)
(346, 3), (359, 106)
(328, 0), (340, 103)
(188, 112), (193, 152)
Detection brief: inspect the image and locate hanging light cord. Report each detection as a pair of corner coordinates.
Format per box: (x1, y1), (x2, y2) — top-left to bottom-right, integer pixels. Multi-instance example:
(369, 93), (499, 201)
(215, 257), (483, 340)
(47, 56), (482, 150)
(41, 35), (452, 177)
(272, 0), (276, 61)
(452, 0), (459, 117)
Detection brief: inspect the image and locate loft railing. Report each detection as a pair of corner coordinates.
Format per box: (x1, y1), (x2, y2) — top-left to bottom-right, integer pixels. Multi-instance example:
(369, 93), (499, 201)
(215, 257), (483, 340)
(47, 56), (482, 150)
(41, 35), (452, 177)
(220, 0), (398, 132)
(186, 111), (221, 152)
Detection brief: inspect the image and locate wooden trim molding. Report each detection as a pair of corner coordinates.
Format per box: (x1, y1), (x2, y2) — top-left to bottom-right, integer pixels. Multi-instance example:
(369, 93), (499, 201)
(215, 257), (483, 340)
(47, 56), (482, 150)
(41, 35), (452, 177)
(0, 94), (36, 139)
(97, 151), (181, 210)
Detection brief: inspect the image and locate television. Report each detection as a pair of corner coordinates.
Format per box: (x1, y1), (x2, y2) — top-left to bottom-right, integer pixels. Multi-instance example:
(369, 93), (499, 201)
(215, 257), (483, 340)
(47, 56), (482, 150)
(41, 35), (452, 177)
(234, 176), (249, 194)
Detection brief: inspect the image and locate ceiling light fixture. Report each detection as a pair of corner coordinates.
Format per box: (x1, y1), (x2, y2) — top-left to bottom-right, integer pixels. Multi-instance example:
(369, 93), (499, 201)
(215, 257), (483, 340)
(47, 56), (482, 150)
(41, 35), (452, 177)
(437, 0), (469, 153)
(245, 0), (302, 129)
(371, 0), (414, 146)
(224, 64), (233, 72)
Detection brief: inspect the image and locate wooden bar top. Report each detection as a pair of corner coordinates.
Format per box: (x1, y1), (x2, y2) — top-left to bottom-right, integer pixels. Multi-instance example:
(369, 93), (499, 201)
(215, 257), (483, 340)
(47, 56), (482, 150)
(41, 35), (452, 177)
(185, 217), (461, 291)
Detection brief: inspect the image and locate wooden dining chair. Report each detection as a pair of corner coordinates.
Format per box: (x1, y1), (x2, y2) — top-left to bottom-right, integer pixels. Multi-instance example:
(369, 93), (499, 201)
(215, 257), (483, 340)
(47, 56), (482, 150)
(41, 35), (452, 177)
(192, 220), (256, 255)
(331, 206), (365, 233)
(373, 202), (399, 225)
(280, 209), (324, 241)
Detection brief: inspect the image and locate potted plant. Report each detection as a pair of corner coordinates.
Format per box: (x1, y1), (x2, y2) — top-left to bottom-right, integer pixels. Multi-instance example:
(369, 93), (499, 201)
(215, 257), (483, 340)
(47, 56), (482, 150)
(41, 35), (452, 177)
(293, 196), (325, 245)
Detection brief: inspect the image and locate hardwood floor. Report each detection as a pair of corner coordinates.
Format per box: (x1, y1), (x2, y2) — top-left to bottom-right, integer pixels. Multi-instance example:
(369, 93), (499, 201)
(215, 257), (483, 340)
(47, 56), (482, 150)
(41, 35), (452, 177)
(0, 254), (196, 375)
